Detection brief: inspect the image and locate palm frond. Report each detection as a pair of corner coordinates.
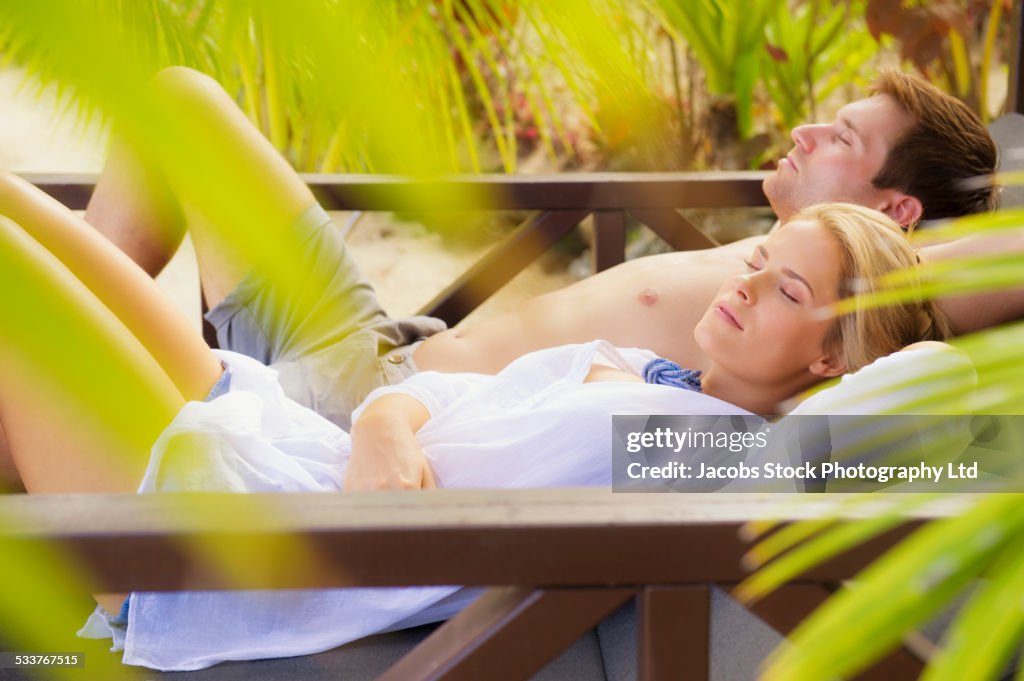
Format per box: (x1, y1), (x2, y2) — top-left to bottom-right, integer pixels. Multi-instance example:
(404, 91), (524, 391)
(922, 533), (1024, 681)
(761, 494), (1024, 681)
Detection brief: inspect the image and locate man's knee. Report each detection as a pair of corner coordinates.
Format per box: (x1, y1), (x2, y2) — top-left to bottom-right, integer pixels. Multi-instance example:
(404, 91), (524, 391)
(148, 66), (230, 113)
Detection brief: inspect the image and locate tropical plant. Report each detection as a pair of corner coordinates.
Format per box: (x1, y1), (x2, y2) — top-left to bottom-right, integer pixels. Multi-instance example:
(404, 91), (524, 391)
(866, 0), (1012, 122)
(652, 0), (884, 170)
(651, 0), (783, 169)
(761, 0), (878, 140)
(0, 0), (667, 175)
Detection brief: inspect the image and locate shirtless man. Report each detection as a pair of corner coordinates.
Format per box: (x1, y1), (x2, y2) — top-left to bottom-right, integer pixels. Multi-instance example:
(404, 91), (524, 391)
(0, 67), (1012, 491)
(418, 71), (1005, 376)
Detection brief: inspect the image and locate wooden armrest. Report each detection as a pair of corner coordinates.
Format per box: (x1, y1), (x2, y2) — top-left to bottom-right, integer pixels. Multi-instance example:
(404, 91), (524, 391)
(19, 172), (770, 212)
(0, 489), (953, 593)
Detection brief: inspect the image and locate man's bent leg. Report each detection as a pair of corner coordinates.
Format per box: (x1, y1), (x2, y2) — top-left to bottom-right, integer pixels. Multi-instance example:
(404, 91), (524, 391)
(203, 202), (445, 429)
(85, 135), (187, 278)
(137, 67), (392, 363)
(127, 67), (443, 427)
(144, 66), (315, 310)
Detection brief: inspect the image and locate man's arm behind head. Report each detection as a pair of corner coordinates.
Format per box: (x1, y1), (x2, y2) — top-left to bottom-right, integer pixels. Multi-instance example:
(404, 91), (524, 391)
(915, 111), (1024, 334)
(919, 227), (1024, 335)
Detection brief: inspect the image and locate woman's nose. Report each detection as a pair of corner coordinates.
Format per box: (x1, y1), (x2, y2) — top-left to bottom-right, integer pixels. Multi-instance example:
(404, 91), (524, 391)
(736, 274), (755, 304)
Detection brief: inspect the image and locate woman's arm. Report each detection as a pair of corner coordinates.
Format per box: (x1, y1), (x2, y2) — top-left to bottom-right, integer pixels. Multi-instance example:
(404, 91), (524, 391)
(345, 369), (491, 490)
(345, 393), (437, 491)
(345, 350), (646, 491)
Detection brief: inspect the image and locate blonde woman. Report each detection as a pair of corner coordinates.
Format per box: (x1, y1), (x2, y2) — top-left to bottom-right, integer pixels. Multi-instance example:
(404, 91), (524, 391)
(0, 179), (947, 669)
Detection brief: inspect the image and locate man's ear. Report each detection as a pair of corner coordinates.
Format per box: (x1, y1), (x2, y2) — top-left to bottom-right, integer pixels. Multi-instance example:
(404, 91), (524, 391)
(809, 354), (846, 379)
(880, 192), (924, 229)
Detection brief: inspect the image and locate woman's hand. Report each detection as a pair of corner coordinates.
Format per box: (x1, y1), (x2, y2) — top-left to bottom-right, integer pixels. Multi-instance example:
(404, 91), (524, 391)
(345, 394), (437, 491)
(346, 429), (436, 491)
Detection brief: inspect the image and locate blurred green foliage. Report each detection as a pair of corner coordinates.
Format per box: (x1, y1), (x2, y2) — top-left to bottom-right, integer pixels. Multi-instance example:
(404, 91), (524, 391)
(3, 1), (1009, 173)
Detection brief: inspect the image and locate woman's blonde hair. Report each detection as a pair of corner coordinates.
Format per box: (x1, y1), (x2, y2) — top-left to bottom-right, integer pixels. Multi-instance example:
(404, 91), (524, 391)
(791, 203), (951, 374)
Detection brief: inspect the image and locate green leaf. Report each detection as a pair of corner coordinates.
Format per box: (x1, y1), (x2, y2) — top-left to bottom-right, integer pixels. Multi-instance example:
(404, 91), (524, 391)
(922, 534), (1024, 681)
(761, 494), (1024, 681)
(737, 494), (937, 604)
(734, 49), (759, 139)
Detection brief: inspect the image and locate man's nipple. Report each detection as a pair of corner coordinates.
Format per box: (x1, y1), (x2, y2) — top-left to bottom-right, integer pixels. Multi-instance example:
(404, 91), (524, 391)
(639, 288), (659, 306)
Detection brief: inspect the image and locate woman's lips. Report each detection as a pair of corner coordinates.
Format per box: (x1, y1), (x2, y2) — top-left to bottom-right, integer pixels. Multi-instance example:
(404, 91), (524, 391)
(715, 303), (743, 330)
(781, 154), (798, 172)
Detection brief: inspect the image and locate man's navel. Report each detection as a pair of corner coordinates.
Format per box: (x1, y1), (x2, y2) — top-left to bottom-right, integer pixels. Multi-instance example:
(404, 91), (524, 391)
(639, 288), (659, 306)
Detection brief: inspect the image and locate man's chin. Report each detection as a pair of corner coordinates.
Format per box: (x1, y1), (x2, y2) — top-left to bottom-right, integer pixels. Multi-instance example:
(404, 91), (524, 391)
(761, 177), (790, 222)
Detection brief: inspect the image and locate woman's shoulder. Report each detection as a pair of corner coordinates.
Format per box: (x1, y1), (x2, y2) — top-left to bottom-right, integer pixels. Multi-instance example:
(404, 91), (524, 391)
(898, 340), (957, 354)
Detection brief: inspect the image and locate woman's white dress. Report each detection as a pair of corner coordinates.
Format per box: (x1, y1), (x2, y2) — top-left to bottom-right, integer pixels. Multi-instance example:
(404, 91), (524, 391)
(79, 340), (751, 670)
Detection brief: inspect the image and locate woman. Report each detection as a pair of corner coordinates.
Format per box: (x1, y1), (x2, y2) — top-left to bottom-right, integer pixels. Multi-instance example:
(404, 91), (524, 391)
(0, 176), (946, 668)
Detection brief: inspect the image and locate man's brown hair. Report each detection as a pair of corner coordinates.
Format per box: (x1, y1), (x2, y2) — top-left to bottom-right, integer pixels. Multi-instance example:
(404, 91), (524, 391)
(871, 70), (998, 220)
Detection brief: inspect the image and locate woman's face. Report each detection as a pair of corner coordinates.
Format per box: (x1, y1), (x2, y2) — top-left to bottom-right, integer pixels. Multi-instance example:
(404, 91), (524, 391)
(694, 219), (844, 385)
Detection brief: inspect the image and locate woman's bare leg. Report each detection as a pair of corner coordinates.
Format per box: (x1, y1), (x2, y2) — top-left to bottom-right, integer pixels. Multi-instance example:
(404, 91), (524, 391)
(2, 145), (179, 492)
(2, 137), (184, 489)
(0, 213), (193, 492)
(0, 172), (222, 400)
(0, 212), (209, 612)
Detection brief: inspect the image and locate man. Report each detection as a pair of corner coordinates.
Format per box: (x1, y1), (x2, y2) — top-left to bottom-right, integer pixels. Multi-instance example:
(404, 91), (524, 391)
(0, 67), (1010, 492)
(415, 70), (1003, 378)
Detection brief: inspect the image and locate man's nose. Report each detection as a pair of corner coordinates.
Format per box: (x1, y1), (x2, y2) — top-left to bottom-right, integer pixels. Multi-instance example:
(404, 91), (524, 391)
(791, 123), (823, 153)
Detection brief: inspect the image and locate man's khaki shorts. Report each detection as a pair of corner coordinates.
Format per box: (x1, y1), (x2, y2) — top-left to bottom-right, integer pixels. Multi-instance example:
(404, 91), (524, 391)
(204, 203), (446, 429)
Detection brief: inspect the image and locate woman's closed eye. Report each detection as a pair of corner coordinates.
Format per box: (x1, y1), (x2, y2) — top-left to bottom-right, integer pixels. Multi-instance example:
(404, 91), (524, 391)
(746, 259), (799, 302)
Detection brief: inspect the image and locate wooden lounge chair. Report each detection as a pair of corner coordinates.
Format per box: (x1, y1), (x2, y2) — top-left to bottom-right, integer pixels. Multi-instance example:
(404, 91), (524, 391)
(0, 490), (943, 680)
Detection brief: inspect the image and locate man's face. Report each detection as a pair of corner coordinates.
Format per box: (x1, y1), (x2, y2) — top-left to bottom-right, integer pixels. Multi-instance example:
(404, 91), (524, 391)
(763, 94), (916, 222)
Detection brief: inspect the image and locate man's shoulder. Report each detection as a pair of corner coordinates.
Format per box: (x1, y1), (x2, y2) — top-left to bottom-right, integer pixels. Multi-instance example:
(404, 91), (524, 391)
(566, 235), (766, 304)
(638, 234), (766, 267)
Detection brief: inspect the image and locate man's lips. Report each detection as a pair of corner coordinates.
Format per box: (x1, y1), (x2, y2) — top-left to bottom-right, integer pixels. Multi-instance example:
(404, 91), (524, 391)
(781, 153), (798, 172)
(715, 303), (743, 330)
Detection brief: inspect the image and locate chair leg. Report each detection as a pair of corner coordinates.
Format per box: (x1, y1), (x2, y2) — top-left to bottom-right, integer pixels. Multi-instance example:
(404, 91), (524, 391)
(637, 585), (710, 681)
(379, 586), (633, 681)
